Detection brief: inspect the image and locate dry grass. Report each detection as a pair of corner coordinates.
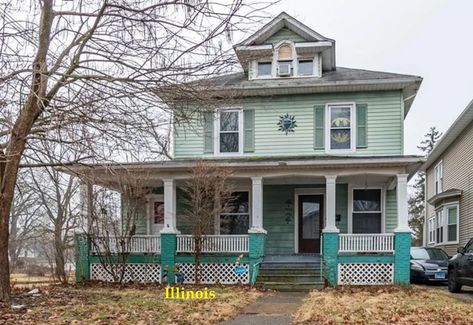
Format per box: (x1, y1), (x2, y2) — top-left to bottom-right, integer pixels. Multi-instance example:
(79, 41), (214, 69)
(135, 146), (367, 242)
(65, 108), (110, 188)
(294, 285), (473, 325)
(1, 283), (264, 325)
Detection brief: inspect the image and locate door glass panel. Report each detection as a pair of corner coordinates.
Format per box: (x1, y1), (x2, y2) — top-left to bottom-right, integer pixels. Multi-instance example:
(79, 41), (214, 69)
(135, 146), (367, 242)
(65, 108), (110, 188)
(302, 200), (320, 239)
(153, 202), (164, 224)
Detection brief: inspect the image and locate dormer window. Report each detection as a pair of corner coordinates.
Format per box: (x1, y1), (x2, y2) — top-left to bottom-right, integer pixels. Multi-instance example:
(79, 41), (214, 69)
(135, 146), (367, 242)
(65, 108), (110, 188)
(298, 59), (314, 75)
(277, 44), (294, 77)
(257, 61), (272, 77)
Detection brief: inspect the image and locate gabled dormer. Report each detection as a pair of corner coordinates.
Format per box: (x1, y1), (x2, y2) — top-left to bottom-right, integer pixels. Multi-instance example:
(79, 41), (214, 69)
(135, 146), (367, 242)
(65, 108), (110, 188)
(234, 12), (335, 80)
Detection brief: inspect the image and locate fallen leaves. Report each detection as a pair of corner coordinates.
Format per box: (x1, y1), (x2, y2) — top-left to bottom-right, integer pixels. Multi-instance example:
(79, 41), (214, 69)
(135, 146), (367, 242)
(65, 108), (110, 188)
(293, 285), (473, 325)
(0, 284), (264, 325)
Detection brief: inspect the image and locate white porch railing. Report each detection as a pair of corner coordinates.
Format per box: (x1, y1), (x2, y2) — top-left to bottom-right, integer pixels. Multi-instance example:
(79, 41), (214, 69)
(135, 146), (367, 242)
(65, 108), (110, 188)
(90, 235), (161, 254)
(176, 235), (249, 253)
(338, 233), (394, 253)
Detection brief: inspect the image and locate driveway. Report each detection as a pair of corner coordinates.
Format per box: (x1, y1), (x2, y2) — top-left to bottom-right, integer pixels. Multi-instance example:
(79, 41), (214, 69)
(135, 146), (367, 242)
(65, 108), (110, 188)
(418, 283), (473, 302)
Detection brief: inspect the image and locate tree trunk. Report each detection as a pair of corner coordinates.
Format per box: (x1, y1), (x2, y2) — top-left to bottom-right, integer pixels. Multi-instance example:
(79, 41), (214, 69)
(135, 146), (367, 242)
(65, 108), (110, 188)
(54, 230), (67, 284)
(0, 0), (53, 302)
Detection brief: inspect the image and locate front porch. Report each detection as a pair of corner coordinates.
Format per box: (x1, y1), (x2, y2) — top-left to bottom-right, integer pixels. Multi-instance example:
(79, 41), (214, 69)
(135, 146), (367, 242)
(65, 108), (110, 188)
(71, 156), (420, 286)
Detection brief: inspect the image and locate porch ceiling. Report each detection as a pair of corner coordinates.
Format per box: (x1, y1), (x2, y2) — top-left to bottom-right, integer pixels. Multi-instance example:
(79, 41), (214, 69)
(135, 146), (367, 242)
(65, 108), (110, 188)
(57, 155), (424, 191)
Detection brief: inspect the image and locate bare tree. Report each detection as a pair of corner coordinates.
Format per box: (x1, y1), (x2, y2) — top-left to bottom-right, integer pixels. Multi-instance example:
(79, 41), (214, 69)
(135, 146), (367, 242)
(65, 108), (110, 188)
(0, 0), (273, 301)
(88, 174), (151, 284)
(9, 172), (42, 271)
(182, 161), (233, 284)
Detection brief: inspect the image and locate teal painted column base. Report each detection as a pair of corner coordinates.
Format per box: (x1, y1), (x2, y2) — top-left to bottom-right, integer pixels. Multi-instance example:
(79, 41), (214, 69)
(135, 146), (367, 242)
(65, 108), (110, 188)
(74, 233), (90, 283)
(322, 231), (339, 287)
(249, 232), (266, 285)
(160, 233), (177, 284)
(394, 231), (411, 285)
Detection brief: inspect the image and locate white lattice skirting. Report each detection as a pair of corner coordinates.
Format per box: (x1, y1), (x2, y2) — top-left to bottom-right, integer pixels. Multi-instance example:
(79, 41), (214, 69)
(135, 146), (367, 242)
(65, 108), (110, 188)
(179, 263), (249, 284)
(90, 263), (161, 283)
(338, 263), (394, 285)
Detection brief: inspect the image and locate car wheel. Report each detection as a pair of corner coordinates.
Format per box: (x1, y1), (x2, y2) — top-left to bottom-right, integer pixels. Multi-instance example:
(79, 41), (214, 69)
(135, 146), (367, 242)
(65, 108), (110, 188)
(448, 269), (462, 293)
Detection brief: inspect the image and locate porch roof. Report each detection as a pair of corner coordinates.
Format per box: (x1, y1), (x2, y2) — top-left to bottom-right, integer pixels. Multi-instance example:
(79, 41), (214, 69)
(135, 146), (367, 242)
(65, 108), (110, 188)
(58, 155), (424, 188)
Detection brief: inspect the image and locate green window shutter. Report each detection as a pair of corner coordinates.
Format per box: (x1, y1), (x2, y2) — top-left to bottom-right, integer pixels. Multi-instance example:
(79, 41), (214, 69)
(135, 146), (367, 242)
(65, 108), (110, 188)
(203, 112), (214, 154)
(243, 109), (255, 153)
(314, 105), (325, 149)
(356, 104), (368, 148)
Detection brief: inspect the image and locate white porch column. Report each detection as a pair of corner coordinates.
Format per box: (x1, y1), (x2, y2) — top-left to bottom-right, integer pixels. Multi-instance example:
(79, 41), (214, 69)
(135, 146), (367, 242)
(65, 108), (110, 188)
(395, 174), (410, 232)
(160, 178), (179, 234)
(249, 176), (266, 234)
(323, 175), (339, 233)
(79, 181), (93, 233)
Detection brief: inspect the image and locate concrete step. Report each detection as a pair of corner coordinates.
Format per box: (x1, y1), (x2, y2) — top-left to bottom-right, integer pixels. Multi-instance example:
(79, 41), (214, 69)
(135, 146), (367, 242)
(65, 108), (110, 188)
(259, 281), (324, 292)
(258, 267), (321, 275)
(260, 262), (321, 269)
(257, 274), (322, 283)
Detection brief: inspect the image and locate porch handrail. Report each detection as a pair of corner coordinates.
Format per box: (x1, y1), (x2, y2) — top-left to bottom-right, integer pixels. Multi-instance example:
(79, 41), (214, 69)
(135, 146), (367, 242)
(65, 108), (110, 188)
(90, 235), (161, 254)
(176, 234), (249, 253)
(338, 233), (394, 253)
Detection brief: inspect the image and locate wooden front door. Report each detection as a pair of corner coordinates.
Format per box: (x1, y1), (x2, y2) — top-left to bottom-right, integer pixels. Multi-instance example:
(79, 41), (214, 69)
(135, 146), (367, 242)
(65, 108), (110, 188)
(298, 195), (324, 253)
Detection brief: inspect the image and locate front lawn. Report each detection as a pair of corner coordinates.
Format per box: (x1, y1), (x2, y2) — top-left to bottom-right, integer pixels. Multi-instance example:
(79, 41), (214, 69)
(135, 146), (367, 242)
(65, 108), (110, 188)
(1, 283), (264, 324)
(294, 285), (473, 324)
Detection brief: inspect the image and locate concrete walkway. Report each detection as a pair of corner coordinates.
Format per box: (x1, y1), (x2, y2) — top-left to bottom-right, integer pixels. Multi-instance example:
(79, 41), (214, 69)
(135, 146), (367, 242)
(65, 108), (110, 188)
(220, 291), (307, 325)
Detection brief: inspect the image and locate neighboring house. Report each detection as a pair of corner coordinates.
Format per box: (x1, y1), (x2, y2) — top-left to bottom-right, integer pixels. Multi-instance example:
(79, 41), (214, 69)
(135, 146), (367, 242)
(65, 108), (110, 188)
(66, 12), (424, 288)
(422, 100), (473, 256)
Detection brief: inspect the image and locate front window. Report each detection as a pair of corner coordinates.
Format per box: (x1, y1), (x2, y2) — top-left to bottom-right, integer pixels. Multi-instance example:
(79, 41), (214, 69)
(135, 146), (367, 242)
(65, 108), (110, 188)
(257, 62), (272, 77)
(298, 59), (313, 75)
(434, 161), (443, 194)
(327, 104), (354, 151)
(411, 248), (448, 260)
(352, 189), (382, 233)
(217, 110), (241, 154)
(219, 191), (249, 234)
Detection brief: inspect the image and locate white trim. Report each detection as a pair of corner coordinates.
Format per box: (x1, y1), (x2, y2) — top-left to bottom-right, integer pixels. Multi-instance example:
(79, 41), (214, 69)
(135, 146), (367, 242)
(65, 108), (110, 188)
(214, 108), (244, 156)
(255, 60), (272, 79)
(348, 185), (386, 234)
(325, 102), (356, 154)
(427, 215), (436, 245)
(294, 188), (326, 254)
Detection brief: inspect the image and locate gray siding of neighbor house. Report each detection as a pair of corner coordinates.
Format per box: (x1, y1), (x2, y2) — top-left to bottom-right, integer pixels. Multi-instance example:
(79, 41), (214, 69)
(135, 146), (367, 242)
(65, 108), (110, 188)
(425, 121), (473, 256)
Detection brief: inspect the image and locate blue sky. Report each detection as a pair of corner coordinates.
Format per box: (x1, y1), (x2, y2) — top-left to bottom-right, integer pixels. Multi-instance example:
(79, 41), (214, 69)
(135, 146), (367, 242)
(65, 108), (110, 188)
(263, 0), (473, 154)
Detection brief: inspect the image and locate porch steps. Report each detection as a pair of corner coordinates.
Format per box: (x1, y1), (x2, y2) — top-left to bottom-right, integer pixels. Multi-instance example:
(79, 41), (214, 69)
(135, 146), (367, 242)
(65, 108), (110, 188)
(256, 256), (324, 291)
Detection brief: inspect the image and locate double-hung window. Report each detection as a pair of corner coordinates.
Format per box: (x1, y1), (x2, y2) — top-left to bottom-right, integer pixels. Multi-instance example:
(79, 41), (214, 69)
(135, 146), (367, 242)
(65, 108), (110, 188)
(327, 104), (355, 152)
(435, 210), (444, 244)
(428, 217), (436, 244)
(298, 59), (313, 75)
(352, 189), (382, 233)
(216, 110), (242, 154)
(446, 205), (459, 242)
(219, 191), (249, 234)
(257, 62), (272, 77)
(434, 161), (443, 194)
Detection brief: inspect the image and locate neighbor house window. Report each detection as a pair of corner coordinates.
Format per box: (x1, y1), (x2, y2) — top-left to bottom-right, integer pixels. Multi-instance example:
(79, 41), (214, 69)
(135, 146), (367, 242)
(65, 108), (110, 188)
(352, 189), (382, 233)
(257, 62), (272, 77)
(217, 110), (241, 154)
(298, 59), (313, 75)
(435, 210), (444, 244)
(428, 217), (436, 244)
(447, 205), (458, 242)
(219, 191), (249, 234)
(434, 161), (443, 194)
(327, 104), (354, 151)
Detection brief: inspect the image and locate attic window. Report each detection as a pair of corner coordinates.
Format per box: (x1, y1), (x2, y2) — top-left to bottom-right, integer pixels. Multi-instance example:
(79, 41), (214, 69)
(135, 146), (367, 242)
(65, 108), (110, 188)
(257, 62), (272, 77)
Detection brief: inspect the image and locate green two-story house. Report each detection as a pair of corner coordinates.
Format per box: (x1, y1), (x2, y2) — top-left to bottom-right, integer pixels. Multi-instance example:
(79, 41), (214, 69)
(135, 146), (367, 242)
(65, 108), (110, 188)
(70, 12), (424, 289)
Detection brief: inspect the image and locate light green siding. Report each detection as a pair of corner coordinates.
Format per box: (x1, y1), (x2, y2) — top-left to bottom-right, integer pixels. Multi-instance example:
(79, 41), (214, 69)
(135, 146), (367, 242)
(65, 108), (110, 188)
(385, 189), (398, 232)
(264, 27), (306, 44)
(263, 185), (295, 255)
(173, 91), (404, 159)
(121, 197), (147, 235)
